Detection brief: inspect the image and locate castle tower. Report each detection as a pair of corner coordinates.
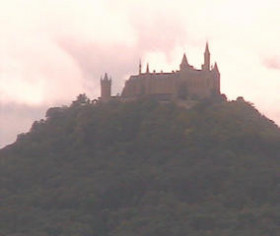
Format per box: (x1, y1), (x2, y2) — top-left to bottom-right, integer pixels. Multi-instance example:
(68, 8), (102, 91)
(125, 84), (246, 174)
(203, 42), (210, 71)
(100, 73), (112, 102)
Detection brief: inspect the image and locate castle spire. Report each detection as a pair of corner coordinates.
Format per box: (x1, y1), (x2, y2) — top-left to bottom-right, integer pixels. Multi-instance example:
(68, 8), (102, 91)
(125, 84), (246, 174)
(104, 72), (109, 80)
(205, 42), (210, 54)
(213, 62), (219, 74)
(203, 42), (210, 71)
(212, 62), (220, 94)
(182, 54), (189, 65)
(180, 53), (190, 70)
(146, 63), (150, 73)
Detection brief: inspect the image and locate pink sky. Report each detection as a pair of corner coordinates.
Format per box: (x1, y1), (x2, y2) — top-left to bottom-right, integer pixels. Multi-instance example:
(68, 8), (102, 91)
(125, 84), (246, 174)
(1, 0), (280, 147)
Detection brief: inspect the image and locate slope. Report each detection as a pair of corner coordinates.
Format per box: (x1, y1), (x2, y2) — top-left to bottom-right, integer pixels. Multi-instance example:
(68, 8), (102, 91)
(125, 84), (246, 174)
(1, 95), (280, 236)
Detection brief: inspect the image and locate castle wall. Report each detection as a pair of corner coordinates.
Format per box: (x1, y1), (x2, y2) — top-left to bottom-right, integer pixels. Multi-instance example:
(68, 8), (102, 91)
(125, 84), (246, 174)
(121, 68), (220, 100)
(122, 73), (178, 99)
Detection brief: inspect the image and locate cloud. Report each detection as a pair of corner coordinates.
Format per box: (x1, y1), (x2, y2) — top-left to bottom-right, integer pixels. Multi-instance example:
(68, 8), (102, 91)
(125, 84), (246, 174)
(56, 7), (191, 95)
(263, 56), (280, 70)
(1, 0), (280, 148)
(0, 102), (48, 148)
(0, 36), (84, 105)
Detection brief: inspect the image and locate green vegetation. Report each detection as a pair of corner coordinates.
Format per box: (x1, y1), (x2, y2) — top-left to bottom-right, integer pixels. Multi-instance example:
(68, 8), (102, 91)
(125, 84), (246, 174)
(1, 95), (280, 236)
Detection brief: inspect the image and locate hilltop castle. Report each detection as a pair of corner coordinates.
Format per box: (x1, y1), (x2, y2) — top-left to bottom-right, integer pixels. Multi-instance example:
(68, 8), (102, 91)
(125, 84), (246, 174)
(100, 43), (220, 102)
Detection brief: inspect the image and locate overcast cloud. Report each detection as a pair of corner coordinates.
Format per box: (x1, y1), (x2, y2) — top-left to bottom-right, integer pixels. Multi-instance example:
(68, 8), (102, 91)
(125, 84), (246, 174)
(1, 0), (280, 147)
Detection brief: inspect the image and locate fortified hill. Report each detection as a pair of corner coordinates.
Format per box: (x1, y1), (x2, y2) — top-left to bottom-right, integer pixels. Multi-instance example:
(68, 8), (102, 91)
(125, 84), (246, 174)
(100, 43), (220, 102)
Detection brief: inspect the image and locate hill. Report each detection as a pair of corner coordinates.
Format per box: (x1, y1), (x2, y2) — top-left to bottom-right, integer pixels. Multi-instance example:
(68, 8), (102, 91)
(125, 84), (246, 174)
(1, 95), (280, 236)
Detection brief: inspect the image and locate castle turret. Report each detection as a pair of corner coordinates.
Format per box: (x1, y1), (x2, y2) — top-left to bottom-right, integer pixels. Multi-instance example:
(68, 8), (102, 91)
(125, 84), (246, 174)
(100, 73), (112, 102)
(202, 42), (210, 71)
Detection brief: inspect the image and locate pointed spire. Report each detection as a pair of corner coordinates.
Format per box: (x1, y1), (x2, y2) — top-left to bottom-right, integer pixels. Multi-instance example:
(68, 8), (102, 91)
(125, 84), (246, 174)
(146, 63), (150, 73)
(205, 42), (210, 54)
(203, 42), (210, 71)
(213, 62), (219, 74)
(104, 72), (108, 80)
(212, 62), (220, 94)
(180, 53), (190, 70)
(182, 53), (189, 65)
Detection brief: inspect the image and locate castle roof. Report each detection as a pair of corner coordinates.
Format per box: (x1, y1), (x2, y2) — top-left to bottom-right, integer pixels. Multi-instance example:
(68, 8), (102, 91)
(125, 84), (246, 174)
(180, 53), (194, 71)
(101, 72), (111, 81)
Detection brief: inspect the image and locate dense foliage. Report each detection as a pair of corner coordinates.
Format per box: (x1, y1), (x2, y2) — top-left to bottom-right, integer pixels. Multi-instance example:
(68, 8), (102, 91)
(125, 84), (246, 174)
(1, 95), (280, 236)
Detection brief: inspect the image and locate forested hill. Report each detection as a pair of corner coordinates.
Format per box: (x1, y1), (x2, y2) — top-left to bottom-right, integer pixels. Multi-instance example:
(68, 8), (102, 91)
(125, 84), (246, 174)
(1, 95), (280, 236)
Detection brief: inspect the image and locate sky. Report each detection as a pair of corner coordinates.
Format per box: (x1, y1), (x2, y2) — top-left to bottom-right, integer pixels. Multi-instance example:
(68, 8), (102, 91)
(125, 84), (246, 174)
(0, 0), (280, 148)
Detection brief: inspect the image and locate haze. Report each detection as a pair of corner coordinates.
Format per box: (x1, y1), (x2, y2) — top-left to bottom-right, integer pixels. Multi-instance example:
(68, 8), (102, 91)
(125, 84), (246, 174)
(1, 0), (280, 147)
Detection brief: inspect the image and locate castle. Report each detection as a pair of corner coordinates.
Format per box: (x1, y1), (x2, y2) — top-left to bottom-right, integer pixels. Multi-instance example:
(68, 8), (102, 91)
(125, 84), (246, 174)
(100, 43), (220, 102)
